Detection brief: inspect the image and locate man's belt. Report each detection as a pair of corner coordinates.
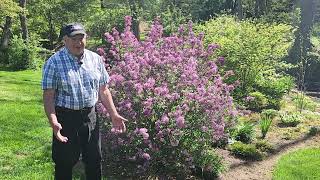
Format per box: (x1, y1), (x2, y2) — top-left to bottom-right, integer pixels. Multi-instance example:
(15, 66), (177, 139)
(55, 106), (94, 113)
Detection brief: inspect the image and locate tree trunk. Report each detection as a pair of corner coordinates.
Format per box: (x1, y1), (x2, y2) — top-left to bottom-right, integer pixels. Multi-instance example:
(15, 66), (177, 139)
(300, 0), (314, 58)
(48, 10), (55, 50)
(19, 0), (28, 42)
(288, 0), (315, 90)
(255, 0), (260, 17)
(261, 0), (267, 15)
(236, 0), (243, 20)
(265, 0), (271, 13)
(0, 16), (12, 50)
(315, 1), (320, 23)
(129, 0), (140, 40)
(0, 16), (12, 64)
(225, 0), (235, 13)
(255, 0), (267, 17)
(300, 0), (315, 90)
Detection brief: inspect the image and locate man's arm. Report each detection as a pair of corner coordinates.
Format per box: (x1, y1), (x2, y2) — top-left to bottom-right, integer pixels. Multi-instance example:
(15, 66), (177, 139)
(99, 84), (127, 133)
(43, 89), (68, 142)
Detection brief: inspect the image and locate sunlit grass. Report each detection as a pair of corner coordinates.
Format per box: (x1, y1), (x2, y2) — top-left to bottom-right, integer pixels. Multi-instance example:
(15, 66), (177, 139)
(273, 148), (320, 180)
(0, 70), (54, 180)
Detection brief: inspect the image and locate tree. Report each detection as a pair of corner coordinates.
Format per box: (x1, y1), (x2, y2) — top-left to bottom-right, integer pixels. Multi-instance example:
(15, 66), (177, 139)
(128, 0), (140, 40)
(0, 0), (22, 17)
(236, 0), (243, 19)
(19, 0), (28, 42)
(255, 0), (267, 17)
(27, 0), (99, 49)
(0, 16), (12, 53)
(0, 0), (22, 63)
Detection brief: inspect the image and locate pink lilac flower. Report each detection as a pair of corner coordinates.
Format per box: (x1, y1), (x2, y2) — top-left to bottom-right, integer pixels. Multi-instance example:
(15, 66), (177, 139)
(142, 153), (151, 160)
(176, 116), (185, 129)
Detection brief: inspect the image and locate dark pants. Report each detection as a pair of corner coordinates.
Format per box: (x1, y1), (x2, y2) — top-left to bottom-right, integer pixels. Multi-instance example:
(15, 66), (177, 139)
(53, 106), (101, 180)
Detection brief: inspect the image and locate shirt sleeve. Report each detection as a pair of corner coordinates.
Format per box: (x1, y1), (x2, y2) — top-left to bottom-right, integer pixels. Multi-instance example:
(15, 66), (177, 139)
(98, 57), (110, 86)
(41, 58), (58, 90)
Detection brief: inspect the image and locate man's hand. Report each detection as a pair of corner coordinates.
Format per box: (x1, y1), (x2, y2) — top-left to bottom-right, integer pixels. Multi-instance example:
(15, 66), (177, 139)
(99, 85), (128, 133)
(111, 114), (127, 133)
(43, 89), (68, 143)
(52, 121), (68, 143)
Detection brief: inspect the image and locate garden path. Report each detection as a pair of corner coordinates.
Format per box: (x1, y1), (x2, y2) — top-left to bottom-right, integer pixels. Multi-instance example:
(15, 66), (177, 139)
(218, 134), (320, 180)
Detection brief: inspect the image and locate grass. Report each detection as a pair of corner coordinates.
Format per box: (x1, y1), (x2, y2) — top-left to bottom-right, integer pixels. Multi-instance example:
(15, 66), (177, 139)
(273, 148), (320, 180)
(0, 70), (54, 180)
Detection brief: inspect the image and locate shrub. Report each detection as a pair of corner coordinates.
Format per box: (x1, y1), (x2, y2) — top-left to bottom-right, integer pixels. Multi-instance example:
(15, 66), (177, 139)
(256, 75), (294, 109)
(229, 141), (264, 161)
(159, 6), (190, 36)
(86, 8), (130, 44)
(278, 112), (301, 127)
(98, 16), (237, 178)
(261, 109), (278, 119)
(7, 35), (43, 70)
(308, 126), (320, 136)
(230, 121), (255, 144)
(195, 16), (294, 104)
(192, 148), (224, 179)
(255, 140), (274, 153)
(245, 91), (268, 112)
(293, 93), (317, 112)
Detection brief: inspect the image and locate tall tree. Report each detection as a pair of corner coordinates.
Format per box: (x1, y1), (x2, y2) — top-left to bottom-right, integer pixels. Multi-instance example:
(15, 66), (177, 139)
(19, 0), (28, 42)
(255, 0), (267, 17)
(0, 16), (12, 51)
(128, 0), (140, 40)
(0, 0), (21, 62)
(287, 0), (316, 90)
(236, 0), (243, 19)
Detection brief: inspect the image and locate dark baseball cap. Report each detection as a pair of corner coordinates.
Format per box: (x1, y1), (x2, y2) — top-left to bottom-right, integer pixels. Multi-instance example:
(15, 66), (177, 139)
(59, 23), (86, 39)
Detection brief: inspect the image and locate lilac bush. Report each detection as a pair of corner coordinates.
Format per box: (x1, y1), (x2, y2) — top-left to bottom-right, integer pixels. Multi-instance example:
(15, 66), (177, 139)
(97, 16), (237, 178)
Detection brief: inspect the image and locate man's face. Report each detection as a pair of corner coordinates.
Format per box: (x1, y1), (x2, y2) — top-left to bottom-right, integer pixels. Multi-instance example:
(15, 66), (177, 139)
(64, 34), (86, 57)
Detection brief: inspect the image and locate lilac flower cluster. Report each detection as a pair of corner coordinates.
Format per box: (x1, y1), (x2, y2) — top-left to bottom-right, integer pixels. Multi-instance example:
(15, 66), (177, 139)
(98, 16), (237, 177)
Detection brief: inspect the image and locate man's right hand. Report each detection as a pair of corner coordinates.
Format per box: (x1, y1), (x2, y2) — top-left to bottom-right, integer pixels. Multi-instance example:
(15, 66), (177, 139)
(52, 121), (68, 143)
(43, 89), (68, 143)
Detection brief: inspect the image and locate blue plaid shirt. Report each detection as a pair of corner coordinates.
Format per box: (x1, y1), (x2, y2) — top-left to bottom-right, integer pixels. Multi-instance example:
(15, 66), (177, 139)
(42, 47), (109, 110)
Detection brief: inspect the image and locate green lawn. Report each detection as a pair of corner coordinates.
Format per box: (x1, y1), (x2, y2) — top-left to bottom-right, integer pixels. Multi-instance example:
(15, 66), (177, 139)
(273, 148), (320, 180)
(0, 70), (53, 179)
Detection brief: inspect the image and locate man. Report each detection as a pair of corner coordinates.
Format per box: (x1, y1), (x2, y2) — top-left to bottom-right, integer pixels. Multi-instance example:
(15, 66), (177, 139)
(42, 23), (127, 180)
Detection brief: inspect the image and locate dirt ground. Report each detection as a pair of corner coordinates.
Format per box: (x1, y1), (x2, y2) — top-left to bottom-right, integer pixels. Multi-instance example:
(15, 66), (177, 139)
(217, 134), (320, 180)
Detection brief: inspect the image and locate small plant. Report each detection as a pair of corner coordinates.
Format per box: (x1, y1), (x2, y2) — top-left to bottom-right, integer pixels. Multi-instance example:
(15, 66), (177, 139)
(230, 121), (255, 144)
(259, 109), (277, 139)
(282, 129), (295, 140)
(308, 126), (320, 136)
(255, 140), (274, 153)
(293, 93), (317, 112)
(279, 112), (301, 127)
(193, 148), (224, 179)
(260, 115), (273, 139)
(261, 109), (278, 119)
(245, 91), (268, 112)
(229, 141), (264, 161)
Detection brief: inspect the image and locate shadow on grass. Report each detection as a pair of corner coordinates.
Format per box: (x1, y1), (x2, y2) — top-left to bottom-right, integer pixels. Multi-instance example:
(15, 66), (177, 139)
(229, 134), (317, 169)
(0, 98), (43, 104)
(0, 66), (16, 71)
(0, 79), (40, 86)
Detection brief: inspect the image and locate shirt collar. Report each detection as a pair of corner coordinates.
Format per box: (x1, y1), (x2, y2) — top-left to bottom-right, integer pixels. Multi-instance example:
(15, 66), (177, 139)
(63, 47), (85, 62)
